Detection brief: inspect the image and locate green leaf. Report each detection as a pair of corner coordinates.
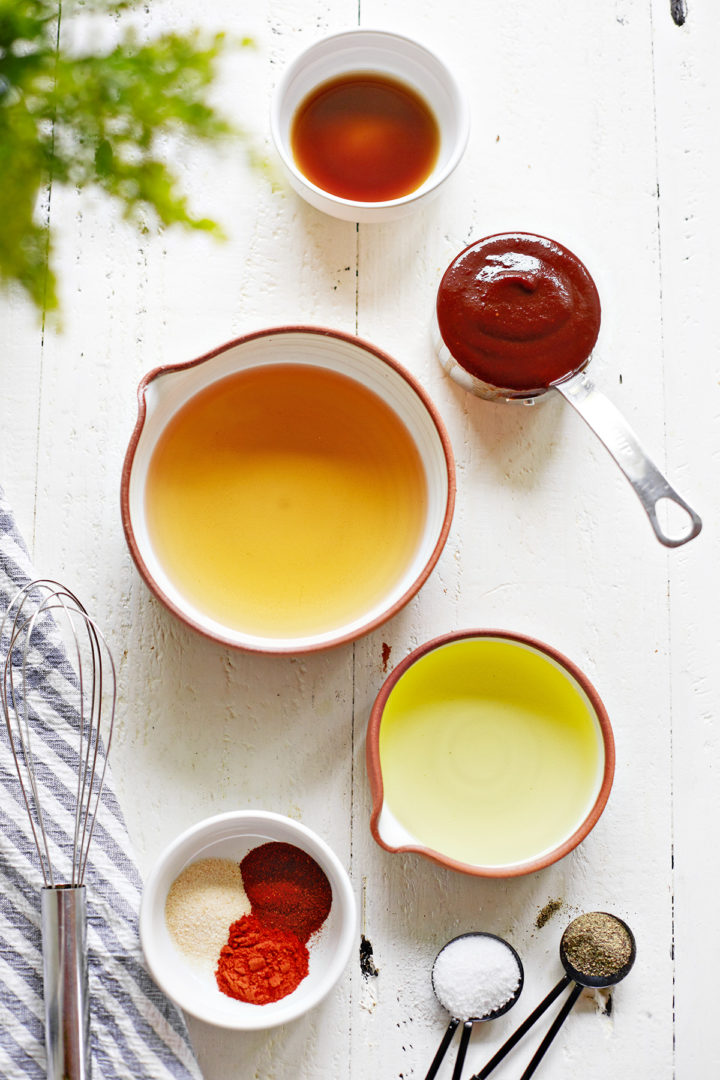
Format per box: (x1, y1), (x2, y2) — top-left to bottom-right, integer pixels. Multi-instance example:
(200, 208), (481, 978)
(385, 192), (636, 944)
(0, 1), (252, 316)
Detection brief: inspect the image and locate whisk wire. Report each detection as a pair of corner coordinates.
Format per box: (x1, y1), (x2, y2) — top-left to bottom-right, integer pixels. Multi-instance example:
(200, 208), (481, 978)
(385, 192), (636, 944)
(4, 597), (58, 885)
(75, 611), (116, 885)
(1, 580), (116, 888)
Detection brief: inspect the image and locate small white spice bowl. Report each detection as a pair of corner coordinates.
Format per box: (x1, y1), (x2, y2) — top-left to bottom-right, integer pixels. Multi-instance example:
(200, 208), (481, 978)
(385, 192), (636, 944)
(270, 28), (470, 222)
(139, 810), (357, 1030)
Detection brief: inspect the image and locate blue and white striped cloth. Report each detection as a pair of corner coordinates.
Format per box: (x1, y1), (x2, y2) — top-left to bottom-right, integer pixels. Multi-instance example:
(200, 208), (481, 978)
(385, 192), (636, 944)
(0, 486), (202, 1079)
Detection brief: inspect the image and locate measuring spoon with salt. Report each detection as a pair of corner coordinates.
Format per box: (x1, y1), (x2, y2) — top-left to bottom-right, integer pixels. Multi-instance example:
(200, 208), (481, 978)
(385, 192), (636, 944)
(469, 912), (636, 1080)
(424, 932), (524, 1080)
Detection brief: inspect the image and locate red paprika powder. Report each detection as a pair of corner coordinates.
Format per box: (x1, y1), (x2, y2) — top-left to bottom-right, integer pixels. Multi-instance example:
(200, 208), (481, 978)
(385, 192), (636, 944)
(216, 914), (308, 1005)
(215, 841), (333, 1005)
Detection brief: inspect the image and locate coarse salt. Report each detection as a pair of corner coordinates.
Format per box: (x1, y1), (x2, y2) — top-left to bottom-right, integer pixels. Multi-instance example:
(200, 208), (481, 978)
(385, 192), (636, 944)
(432, 934), (521, 1020)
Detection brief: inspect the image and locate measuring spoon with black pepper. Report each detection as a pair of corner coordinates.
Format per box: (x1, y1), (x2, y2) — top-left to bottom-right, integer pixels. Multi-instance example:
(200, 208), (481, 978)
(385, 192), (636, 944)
(468, 912), (636, 1080)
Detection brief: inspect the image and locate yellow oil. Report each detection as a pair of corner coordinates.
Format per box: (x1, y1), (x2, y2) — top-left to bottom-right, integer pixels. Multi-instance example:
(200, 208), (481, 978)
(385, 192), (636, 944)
(145, 364), (427, 637)
(378, 638), (603, 867)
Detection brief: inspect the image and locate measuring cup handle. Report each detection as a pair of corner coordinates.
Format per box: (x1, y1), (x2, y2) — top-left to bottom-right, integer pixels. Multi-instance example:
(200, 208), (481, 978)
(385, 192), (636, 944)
(518, 981), (583, 1079)
(555, 373), (702, 547)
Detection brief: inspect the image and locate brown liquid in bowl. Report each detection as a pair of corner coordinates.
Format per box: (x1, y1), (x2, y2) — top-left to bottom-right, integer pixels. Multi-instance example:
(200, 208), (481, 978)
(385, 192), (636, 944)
(291, 72), (440, 202)
(144, 364), (427, 637)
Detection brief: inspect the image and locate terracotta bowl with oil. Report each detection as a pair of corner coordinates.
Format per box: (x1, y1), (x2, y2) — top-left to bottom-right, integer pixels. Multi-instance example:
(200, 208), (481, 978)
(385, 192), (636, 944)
(271, 29), (470, 222)
(121, 327), (455, 653)
(367, 630), (615, 877)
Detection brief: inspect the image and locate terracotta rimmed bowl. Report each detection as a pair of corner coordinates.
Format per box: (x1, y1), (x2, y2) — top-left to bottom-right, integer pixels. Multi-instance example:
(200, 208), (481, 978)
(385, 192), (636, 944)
(367, 631), (614, 878)
(139, 811), (357, 1030)
(121, 327), (455, 653)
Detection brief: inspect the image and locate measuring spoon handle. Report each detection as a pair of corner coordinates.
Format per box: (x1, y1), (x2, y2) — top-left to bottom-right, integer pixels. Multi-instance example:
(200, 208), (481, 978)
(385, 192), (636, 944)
(518, 981), (584, 1079)
(470, 974), (572, 1079)
(424, 1016), (460, 1080)
(555, 372), (702, 547)
(451, 1020), (474, 1080)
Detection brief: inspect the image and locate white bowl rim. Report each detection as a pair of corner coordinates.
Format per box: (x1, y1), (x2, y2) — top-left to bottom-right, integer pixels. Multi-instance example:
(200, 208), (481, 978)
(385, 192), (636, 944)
(139, 810), (358, 1030)
(270, 27), (471, 211)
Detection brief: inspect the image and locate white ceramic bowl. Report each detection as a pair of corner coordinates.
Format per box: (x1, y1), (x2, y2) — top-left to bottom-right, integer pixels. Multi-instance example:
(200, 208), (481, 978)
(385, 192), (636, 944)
(139, 811), (357, 1030)
(270, 29), (470, 222)
(121, 326), (455, 654)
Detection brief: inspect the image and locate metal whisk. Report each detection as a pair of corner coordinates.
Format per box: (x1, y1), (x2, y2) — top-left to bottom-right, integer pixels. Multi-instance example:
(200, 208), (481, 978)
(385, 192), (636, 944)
(1, 580), (116, 1080)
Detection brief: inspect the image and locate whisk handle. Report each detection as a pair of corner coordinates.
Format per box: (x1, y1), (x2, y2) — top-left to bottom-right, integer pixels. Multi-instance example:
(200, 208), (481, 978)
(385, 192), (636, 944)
(41, 886), (90, 1080)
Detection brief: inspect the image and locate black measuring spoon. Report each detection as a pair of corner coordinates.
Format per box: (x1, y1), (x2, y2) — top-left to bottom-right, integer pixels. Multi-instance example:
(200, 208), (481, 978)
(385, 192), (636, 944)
(468, 912), (636, 1080)
(425, 932), (524, 1080)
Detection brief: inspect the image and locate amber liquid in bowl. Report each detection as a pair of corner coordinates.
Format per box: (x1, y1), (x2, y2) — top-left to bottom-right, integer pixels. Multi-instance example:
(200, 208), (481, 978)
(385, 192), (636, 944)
(290, 72), (440, 202)
(145, 364), (427, 638)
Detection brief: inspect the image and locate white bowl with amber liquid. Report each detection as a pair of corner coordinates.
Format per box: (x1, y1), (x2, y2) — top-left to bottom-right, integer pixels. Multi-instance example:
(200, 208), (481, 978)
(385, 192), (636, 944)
(121, 327), (455, 653)
(270, 29), (470, 222)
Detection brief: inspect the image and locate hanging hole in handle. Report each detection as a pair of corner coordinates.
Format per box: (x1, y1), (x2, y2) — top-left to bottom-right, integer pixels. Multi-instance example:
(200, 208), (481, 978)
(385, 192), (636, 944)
(650, 496), (702, 548)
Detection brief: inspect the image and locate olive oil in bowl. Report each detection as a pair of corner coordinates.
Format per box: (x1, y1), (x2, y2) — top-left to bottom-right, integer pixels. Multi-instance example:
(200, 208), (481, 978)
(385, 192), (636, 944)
(373, 635), (612, 872)
(144, 364), (428, 639)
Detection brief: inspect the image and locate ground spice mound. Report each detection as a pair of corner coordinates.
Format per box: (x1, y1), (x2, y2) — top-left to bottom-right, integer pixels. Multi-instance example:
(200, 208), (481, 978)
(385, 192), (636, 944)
(561, 912), (633, 980)
(216, 913), (309, 1004)
(240, 841), (332, 942)
(165, 857), (250, 972)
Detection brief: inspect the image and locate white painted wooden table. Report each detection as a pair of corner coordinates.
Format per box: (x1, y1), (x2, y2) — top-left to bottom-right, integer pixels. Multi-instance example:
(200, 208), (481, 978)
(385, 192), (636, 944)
(2, 1), (718, 1076)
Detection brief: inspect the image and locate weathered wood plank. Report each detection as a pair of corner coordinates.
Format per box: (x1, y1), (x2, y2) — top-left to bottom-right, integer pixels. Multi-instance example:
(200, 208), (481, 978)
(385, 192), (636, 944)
(3, 0), (712, 1076)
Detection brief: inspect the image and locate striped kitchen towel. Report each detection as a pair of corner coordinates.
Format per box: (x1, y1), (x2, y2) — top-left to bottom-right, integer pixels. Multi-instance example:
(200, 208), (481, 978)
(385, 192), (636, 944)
(0, 485), (202, 1079)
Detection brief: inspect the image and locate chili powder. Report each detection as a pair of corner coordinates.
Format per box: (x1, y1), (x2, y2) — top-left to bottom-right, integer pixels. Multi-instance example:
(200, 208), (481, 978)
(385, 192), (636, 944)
(240, 841), (332, 943)
(216, 914), (308, 1005)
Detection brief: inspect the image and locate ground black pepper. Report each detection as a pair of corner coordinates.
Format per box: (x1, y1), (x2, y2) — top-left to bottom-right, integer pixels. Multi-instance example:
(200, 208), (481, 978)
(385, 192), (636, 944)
(536, 898), (563, 929)
(561, 912), (633, 981)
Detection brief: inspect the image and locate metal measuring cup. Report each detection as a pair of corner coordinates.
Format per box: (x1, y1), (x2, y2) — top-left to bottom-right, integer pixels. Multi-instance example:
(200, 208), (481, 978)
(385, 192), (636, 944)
(434, 232), (701, 547)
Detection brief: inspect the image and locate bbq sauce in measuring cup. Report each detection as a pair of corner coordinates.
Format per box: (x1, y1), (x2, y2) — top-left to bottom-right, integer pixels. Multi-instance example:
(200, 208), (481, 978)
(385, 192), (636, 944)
(433, 232), (702, 546)
(435, 233), (600, 400)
